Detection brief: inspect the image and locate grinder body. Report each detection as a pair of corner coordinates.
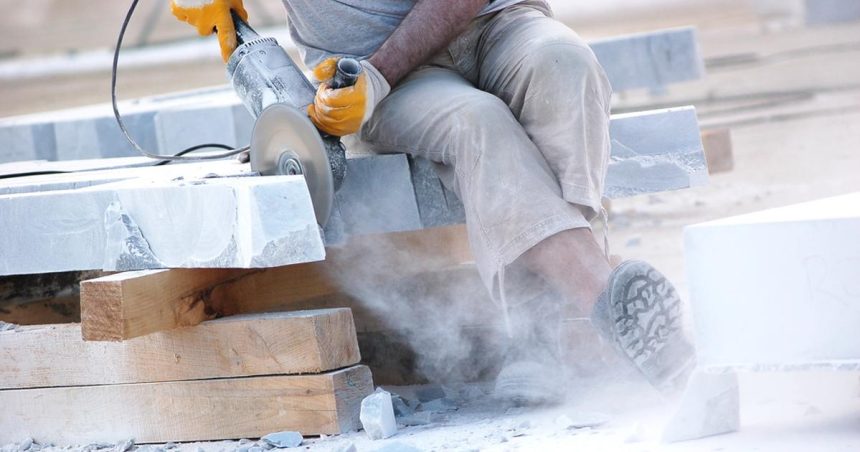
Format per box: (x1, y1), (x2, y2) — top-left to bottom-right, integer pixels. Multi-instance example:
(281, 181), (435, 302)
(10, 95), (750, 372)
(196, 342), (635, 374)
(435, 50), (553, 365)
(225, 13), (359, 225)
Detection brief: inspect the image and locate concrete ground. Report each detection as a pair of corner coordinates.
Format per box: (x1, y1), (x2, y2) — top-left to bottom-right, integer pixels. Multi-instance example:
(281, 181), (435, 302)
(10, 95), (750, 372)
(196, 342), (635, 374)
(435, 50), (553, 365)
(1, 1), (859, 451)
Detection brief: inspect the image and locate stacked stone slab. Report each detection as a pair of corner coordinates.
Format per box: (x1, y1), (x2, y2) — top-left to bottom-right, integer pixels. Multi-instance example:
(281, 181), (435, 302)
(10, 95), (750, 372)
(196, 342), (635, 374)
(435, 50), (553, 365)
(0, 172), (325, 276)
(589, 26), (703, 93)
(0, 27), (703, 164)
(805, 0), (860, 25)
(0, 107), (706, 277)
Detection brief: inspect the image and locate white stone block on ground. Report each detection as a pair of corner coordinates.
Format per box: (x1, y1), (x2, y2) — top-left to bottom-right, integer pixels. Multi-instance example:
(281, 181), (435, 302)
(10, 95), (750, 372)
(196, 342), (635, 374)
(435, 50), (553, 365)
(0, 175), (324, 276)
(360, 389), (397, 440)
(662, 370), (740, 442)
(684, 193), (860, 368)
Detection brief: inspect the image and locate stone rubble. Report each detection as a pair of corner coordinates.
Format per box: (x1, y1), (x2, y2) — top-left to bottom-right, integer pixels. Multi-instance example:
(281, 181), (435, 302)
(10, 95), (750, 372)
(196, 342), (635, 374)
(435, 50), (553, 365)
(360, 388), (398, 440)
(259, 432), (303, 449)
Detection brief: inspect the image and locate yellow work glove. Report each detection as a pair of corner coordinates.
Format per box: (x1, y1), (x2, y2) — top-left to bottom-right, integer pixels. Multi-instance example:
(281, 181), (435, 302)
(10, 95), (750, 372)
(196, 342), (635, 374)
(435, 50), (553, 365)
(308, 58), (391, 137)
(170, 0), (248, 62)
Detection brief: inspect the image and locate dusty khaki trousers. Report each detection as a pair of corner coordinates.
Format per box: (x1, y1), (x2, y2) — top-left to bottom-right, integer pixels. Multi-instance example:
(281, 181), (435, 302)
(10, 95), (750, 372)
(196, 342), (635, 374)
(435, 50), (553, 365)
(357, 2), (613, 307)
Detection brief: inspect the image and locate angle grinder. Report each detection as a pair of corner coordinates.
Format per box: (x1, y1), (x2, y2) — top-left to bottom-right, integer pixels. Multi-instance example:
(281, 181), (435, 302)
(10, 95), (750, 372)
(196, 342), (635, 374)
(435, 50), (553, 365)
(226, 12), (360, 226)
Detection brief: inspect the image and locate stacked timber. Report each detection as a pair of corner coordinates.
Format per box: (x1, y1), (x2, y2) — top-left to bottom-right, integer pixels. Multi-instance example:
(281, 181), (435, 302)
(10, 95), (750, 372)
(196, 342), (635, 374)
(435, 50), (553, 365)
(0, 309), (373, 444)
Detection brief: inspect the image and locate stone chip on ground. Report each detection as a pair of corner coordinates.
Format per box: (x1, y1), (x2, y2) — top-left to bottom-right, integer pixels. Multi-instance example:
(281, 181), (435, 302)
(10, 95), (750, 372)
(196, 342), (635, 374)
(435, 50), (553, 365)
(360, 388), (398, 440)
(554, 412), (611, 430)
(260, 431), (302, 449)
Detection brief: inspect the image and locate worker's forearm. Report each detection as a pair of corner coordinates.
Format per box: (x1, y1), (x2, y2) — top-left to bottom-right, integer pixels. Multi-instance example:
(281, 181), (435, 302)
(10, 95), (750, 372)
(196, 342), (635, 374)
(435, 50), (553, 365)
(368, 0), (488, 86)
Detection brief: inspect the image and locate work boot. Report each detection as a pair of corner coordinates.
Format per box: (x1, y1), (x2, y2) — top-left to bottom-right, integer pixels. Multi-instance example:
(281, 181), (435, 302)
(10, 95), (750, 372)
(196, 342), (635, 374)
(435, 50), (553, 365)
(493, 293), (565, 406)
(590, 260), (696, 393)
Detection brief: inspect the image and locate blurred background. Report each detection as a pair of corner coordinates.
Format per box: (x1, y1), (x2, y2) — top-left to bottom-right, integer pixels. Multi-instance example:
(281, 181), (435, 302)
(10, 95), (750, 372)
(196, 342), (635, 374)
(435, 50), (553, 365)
(0, 0), (843, 116)
(1, 2), (859, 448)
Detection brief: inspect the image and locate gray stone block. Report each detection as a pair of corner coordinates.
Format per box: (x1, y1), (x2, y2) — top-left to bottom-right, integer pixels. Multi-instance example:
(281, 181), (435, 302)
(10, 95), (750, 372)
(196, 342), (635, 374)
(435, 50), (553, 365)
(805, 0), (860, 25)
(96, 112), (158, 158)
(54, 113), (156, 161)
(408, 157), (466, 228)
(155, 104), (237, 154)
(0, 123), (55, 163)
(333, 154), (422, 237)
(605, 106), (708, 198)
(232, 104), (256, 148)
(592, 27), (704, 92)
(0, 175), (324, 276)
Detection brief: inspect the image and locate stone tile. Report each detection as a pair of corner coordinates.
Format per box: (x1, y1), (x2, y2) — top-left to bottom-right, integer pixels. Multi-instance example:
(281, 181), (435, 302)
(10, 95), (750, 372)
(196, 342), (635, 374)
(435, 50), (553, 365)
(592, 27), (704, 92)
(805, 0), (860, 25)
(333, 154), (422, 237)
(0, 175), (323, 276)
(155, 104), (237, 155)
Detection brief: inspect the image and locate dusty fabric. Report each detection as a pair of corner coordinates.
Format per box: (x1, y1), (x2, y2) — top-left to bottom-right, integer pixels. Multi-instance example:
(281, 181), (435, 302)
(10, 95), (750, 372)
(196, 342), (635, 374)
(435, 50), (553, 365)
(356, 2), (614, 312)
(282, 0), (527, 68)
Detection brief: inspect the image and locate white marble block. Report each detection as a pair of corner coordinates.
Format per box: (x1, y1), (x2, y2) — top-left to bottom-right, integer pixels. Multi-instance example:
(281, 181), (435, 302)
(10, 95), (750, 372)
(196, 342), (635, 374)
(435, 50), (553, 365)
(0, 175), (324, 276)
(684, 193), (860, 369)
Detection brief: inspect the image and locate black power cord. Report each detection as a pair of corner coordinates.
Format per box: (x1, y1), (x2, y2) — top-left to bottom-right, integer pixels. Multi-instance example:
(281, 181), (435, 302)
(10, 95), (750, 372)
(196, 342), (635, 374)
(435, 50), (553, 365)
(1, 1), (251, 179)
(112, 0), (248, 163)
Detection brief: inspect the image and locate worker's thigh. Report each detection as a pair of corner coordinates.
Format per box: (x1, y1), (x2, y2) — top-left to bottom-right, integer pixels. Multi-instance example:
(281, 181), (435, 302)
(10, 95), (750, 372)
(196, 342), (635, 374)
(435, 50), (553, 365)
(357, 66), (589, 294)
(454, 4), (613, 219)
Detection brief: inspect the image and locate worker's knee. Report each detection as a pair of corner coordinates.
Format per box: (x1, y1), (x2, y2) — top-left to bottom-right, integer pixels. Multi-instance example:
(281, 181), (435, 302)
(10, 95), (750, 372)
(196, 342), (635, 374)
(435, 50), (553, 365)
(521, 40), (613, 108)
(450, 91), (514, 128)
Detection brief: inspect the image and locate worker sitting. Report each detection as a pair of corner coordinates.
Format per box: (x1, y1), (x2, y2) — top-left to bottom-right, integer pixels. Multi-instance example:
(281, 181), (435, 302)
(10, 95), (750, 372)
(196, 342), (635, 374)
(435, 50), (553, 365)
(170, 0), (695, 405)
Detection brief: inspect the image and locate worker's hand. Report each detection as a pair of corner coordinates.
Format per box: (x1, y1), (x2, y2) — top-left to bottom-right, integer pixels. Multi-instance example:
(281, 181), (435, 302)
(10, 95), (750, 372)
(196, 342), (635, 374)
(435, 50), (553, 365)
(308, 58), (391, 137)
(170, 0), (248, 62)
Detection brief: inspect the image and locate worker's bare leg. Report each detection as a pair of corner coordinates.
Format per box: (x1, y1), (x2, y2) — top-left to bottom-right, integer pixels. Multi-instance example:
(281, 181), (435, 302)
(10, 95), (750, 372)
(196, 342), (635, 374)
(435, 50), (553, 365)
(519, 228), (611, 317)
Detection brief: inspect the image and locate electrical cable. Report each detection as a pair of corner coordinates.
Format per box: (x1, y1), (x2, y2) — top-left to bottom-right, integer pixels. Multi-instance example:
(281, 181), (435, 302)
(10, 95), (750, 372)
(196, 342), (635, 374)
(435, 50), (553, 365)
(112, 0), (248, 162)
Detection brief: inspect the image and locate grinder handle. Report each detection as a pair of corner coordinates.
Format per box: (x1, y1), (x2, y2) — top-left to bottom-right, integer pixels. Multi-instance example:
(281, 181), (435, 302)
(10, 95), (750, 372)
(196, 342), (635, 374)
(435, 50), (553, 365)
(231, 10), (259, 45)
(330, 58), (362, 89)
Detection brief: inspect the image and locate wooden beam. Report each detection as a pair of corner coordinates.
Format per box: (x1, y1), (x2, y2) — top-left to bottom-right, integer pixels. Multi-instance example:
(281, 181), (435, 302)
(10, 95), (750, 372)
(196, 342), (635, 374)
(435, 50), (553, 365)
(1, 309), (360, 389)
(701, 128), (734, 174)
(81, 225), (471, 341)
(0, 365), (373, 444)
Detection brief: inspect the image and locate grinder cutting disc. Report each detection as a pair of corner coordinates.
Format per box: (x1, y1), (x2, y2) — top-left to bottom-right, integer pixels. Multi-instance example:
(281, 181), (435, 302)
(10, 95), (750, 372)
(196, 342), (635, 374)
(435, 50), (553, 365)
(250, 103), (334, 225)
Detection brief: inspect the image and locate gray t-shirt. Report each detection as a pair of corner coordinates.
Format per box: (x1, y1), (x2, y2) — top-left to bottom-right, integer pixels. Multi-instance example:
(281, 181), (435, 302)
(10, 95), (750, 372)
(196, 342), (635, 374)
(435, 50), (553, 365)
(282, 0), (526, 68)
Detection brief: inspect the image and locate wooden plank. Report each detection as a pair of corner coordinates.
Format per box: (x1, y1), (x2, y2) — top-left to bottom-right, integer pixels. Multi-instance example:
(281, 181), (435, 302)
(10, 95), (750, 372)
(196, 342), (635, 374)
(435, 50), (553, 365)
(701, 128), (734, 174)
(81, 225), (471, 341)
(0, 365), (373, 444)
(1, 309), (360, 390)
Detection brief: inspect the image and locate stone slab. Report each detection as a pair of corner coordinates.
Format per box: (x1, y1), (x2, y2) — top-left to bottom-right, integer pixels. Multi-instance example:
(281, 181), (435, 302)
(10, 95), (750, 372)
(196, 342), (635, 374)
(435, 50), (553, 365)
(0, 175), (324, 276)
(54, 112), (157, 161)
(0, 159), (251, 196)
(409, 157), (466, 229)
(590, 27), (704, 92)
(155, 100), (239, 154)
(684, 192), (860, 369)
(605, 106), (707, 198)
(0, 28), (702, 164)
(324, 154), (423, 243)
(360, 106), (706, 230)
(0, 123), (56, 163)
(805, 0), (860, 25)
